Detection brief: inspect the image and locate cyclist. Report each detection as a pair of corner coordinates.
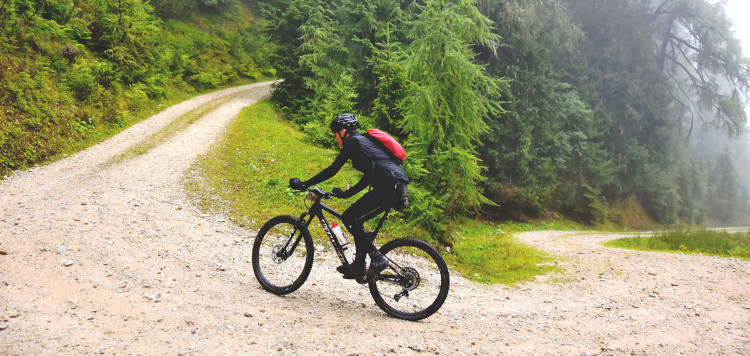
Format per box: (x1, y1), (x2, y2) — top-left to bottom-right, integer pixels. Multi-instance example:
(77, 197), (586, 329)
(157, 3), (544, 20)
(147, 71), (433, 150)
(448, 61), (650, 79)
(289, 113), (408, 282)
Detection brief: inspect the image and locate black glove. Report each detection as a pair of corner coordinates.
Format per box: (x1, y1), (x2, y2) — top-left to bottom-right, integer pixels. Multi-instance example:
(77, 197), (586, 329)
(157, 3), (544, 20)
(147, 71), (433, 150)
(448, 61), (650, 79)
(331, 187), (346, 198)
(289, 178), (306, 190)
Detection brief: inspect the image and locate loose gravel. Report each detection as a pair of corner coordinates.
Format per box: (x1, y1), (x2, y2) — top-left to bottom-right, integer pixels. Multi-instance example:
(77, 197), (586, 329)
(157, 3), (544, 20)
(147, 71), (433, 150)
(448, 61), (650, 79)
(1, 82), (749, 355)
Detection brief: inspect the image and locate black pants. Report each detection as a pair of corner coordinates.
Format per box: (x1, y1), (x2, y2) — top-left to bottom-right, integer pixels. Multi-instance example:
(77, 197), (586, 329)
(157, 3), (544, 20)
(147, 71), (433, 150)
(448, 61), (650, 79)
(341, 180), (407, 255)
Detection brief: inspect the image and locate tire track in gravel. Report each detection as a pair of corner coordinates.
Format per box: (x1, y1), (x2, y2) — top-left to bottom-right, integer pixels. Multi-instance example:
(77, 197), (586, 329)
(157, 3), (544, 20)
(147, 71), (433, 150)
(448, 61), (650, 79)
(1, 81), (749, 355)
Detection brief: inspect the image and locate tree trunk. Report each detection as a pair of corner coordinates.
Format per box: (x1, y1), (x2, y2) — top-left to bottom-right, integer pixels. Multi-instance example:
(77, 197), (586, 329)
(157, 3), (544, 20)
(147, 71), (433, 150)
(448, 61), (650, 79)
(657, 15), (675, 71)
(64, 0), (80, 25)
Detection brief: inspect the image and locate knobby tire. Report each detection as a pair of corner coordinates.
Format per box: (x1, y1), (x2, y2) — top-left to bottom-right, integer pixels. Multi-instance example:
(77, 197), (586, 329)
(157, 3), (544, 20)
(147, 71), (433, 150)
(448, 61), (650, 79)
(252, 215), (314, 295)
(368, 238), (450, 321)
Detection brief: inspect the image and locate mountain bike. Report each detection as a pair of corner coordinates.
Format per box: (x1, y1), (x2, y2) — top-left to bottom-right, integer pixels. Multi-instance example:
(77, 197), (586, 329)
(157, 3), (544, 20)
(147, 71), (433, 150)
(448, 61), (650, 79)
(251, 186), (450, 321)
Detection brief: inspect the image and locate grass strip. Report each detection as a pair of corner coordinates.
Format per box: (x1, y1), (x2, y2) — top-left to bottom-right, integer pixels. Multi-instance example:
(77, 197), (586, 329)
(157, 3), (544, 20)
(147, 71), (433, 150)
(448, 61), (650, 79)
(447, 221), (560, 285)
(105, 92), (242, 166)
(605, 229), (750, 259)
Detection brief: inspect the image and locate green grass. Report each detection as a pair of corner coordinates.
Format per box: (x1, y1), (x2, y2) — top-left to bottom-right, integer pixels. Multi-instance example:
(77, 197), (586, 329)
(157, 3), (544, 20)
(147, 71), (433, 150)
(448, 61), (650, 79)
(186, 100), (560, 286)
(604, 229), (750, 259)
(446, 221), (560, 285)
(185, 100), (363, 230)
(503, 219), (583, 232)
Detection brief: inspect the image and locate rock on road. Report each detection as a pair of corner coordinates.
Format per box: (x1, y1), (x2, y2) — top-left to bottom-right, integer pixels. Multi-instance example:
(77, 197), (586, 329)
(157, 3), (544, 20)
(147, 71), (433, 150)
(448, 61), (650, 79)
(1, 82), (749, 355)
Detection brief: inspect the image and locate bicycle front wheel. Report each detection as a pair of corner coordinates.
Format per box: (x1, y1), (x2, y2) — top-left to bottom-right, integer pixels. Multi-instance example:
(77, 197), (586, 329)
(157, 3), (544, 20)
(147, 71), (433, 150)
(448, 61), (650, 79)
(369, 238), (450, 321)
(252, 215), (314, 295)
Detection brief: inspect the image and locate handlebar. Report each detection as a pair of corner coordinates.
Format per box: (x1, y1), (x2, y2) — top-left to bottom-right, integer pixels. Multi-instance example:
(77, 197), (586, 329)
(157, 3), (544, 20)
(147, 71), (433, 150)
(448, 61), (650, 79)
(304, 186), (338, 201)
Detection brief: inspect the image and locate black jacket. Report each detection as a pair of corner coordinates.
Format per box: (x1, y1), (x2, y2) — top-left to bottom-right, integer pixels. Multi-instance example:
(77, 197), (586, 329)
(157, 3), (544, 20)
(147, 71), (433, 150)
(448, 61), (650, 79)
(303, 133), (408, 198)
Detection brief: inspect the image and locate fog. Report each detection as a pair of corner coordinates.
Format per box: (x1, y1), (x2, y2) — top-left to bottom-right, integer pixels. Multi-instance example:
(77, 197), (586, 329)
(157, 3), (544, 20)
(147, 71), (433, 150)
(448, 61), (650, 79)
(723, 0), (750, 129)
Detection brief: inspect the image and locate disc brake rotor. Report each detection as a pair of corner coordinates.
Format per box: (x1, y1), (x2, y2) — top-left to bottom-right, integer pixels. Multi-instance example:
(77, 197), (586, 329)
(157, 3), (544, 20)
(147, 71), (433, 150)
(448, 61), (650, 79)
(271, 245), (286, 264)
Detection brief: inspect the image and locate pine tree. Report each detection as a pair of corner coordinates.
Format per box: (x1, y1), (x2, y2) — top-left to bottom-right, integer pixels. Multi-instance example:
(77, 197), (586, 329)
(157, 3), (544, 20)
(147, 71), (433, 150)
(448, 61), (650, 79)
(295, 1), (356, 144)
(370, 23), (409, 135)
(400, 0), (506, 240)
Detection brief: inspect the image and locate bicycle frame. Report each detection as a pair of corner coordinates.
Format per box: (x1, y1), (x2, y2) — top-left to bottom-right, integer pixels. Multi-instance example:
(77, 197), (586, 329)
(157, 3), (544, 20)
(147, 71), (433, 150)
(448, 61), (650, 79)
(293, 187), (393, 271)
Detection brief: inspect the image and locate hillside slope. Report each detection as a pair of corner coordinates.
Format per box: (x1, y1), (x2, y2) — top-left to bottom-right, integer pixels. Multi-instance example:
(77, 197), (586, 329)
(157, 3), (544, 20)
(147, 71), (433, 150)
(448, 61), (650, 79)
(0, 0), (272, 176)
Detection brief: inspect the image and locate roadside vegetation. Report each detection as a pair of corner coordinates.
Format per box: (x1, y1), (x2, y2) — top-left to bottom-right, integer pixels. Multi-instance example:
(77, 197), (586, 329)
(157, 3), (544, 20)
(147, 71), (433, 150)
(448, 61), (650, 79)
(446, 221), (561, 285)
(605, 229), (750, 260)
(186, 100), (560, 285)
(0, 0), (274, 176)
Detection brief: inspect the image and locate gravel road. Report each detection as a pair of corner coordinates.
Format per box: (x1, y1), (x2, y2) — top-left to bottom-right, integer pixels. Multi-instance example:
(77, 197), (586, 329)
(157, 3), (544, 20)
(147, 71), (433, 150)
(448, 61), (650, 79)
(1, 81), (749, 355)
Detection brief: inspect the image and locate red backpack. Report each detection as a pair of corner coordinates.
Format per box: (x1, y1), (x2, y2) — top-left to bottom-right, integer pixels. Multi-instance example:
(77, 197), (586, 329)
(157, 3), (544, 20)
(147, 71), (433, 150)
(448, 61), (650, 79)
(364, 129), (406, 164)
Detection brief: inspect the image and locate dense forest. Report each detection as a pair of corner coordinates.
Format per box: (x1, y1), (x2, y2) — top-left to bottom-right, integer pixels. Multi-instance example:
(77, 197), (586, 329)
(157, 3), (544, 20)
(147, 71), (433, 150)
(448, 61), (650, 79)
(259, 0), (750, 239)
(1, 0), (749, 241)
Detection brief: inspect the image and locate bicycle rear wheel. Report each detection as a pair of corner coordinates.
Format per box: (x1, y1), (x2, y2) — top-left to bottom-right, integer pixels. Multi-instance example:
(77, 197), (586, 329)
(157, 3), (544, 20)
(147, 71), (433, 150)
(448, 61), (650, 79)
(252, 215), (314, 295)
(369, 238), (450, 321)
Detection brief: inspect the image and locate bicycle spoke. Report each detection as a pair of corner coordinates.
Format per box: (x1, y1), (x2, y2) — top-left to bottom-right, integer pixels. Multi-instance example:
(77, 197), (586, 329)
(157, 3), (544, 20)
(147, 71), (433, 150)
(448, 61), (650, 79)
(252, 216), (314, 295)
(369, 238), (449, 321)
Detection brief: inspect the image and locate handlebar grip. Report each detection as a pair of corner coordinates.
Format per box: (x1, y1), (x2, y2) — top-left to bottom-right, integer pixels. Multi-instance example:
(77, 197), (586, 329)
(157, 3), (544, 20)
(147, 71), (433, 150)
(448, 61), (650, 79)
(289, 178), (306, 190)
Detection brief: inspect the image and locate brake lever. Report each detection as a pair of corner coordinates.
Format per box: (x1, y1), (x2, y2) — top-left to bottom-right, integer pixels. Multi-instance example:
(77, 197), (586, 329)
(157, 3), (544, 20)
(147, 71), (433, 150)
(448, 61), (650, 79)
(306, 187), (333, 200)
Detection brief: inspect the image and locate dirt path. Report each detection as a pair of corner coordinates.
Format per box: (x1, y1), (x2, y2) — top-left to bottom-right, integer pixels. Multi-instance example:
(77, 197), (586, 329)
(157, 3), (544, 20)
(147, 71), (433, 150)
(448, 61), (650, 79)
(1, 83), (749, 355)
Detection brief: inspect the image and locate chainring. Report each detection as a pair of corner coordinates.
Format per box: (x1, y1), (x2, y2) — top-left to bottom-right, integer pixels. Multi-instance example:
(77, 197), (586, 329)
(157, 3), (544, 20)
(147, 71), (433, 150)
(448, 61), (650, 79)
(399, 266), (420, 291)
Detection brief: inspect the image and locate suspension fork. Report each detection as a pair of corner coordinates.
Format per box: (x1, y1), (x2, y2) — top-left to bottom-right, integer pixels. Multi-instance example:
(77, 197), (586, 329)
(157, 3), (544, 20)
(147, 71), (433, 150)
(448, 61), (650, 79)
(278, 210), (315, 258)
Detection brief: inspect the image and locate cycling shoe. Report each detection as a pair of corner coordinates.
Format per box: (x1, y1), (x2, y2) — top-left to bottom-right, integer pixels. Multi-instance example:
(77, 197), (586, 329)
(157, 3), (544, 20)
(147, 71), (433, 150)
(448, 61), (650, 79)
(362, 254), (389, 282)
(337, 264), (365, 279)
(337, 256), (365, 280)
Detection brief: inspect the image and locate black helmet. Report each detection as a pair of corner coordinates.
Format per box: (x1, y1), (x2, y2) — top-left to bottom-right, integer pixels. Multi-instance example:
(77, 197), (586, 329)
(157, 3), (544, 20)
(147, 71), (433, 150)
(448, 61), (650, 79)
(330, 113), (359, 132)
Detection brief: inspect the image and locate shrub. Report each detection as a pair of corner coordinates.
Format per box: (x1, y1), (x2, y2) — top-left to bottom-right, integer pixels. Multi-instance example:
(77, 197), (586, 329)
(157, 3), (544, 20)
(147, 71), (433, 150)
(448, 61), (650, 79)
(63, 58), (103, 102)
(189, 71), (220, 89)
